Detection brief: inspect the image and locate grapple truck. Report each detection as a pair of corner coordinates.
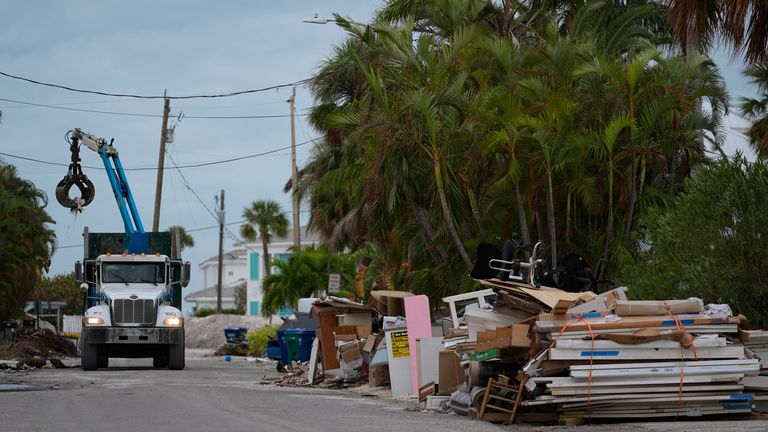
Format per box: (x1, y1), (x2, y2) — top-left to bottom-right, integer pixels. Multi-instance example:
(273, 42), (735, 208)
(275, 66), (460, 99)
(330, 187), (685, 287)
(56, 129), (190, 370)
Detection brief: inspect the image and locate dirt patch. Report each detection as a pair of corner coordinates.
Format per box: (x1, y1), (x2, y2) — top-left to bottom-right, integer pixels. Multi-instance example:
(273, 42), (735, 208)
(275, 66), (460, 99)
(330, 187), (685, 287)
(3, 328), (78, 359)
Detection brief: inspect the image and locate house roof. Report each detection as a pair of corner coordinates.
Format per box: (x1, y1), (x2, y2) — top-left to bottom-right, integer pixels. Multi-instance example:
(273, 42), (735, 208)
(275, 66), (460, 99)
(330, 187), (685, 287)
(235, 225), (321, 248)
(198, 248), (248, 267)
(184, 279), (243, 301)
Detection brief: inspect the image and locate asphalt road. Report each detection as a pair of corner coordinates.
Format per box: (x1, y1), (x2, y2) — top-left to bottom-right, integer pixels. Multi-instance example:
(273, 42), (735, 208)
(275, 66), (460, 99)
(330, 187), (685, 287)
(1, 351), (767, 432)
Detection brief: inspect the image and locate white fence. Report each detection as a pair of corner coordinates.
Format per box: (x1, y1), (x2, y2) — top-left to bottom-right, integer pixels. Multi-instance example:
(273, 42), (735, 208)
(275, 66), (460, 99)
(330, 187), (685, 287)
(62, 315), (83, 335)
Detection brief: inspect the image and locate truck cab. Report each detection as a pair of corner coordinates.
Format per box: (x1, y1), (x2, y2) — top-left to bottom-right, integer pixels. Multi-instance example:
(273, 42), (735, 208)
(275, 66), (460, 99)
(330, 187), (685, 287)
(77, 235), (190, 370)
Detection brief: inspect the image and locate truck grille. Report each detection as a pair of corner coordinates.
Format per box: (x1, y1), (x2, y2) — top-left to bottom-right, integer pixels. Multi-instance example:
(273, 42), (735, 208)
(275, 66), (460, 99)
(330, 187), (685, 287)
(112, 299), (155, 325)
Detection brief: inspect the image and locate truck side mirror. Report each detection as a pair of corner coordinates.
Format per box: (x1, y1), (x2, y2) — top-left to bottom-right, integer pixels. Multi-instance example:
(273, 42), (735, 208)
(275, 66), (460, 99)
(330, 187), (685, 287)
(181, 261), (191, 288)
(74, 261), (83, 283)
(80, 283), (89, 293)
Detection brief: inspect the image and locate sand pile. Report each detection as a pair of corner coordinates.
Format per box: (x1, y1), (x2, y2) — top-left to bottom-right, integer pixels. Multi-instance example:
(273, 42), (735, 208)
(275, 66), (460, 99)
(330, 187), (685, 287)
(185, 314), (281, 348)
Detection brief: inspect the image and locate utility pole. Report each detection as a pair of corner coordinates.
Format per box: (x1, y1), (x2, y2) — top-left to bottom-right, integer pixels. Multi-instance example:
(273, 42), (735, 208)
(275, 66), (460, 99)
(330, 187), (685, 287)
(152, 91), (171, 232)
(289, 87), (300, 248)
(216, 189), (225, 314)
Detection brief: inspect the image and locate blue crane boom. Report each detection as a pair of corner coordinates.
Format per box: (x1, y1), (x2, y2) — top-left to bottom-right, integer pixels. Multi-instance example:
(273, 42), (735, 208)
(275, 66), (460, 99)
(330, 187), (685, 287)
(56, 128), (146, 239)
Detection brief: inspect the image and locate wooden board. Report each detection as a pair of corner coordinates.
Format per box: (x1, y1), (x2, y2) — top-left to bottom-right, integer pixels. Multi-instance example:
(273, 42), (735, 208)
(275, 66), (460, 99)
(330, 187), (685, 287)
(570, 362), (759, 379)
(555, 337), (726, 350)
(549, 346), (744, 361)
(524, 392), (752, 406)
(568, 358), (759, 371)
(546, 374), (744, 388)
(536, 314), (739, 333)
(317, 309), (339, 371)
(551, 325), (738, 338)
(549, 384), (744, 396)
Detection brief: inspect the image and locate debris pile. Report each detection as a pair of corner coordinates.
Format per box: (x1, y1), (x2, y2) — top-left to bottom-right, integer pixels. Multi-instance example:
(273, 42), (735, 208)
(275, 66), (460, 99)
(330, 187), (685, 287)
(265, 241), (766, 425)
(7, 328), (78, 359)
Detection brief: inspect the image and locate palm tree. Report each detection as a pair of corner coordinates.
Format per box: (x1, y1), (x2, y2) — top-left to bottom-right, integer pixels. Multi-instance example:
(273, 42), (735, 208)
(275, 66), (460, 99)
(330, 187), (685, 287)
(740, 62), (768, 156)
(666, 0), (768, 63)
(240, 200), (289, 278)
(0, 163), (56, 320)
(167, 225), (194, 251)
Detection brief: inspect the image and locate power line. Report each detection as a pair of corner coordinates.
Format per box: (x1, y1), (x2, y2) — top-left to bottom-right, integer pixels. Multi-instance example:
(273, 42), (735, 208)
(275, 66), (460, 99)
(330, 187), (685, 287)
(0, 137), (320, 171)
(55, 219), (248, 249)
(0, 97), (309, 119)
(0, 70), (313, 99)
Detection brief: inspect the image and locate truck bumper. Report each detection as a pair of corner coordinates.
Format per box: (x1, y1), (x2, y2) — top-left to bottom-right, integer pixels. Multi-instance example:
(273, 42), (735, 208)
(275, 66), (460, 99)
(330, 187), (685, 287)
(86, 327), (182, 344)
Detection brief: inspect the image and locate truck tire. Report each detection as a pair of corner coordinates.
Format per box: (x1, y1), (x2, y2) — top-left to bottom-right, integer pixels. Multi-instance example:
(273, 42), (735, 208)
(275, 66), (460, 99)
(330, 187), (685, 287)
(97, 351), (109, 368)
(153, 351), (169, 368)
(81, 329), (98, 371)
(168, 328), (185, 370)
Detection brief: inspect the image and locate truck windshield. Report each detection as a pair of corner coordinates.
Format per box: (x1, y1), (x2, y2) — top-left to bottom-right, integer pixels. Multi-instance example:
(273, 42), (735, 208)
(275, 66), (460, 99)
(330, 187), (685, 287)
(101, 262), (165, 284)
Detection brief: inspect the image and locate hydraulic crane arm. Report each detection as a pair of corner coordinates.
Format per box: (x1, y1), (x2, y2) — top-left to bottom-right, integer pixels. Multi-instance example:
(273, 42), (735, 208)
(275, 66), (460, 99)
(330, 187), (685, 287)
(56, 128), (145, 235)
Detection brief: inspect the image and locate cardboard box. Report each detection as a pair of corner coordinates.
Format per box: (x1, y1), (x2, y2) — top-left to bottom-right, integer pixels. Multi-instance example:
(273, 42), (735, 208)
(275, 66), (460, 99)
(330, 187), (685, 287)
(362, 334), (382, 355)
(336, 324), (372, 339)
(437, 351), (462, 395)
(337, 342), (363, 378)
(369, 364), (390, 386)
(474, 324), (531, 351)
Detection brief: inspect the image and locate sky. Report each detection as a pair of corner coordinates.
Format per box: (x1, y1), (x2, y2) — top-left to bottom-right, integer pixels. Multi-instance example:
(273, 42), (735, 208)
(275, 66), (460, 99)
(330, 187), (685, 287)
(0, 1), (760, 299)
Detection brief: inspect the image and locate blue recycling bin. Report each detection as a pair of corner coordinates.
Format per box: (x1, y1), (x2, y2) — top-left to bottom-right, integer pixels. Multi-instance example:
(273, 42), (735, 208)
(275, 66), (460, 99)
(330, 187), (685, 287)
(224, 326), (248, 345)
(277, 328), (316, 365)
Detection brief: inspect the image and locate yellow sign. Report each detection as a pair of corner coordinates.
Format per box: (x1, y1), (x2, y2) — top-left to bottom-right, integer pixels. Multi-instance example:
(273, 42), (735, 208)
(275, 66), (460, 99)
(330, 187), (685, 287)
(389, 330), (410, 359)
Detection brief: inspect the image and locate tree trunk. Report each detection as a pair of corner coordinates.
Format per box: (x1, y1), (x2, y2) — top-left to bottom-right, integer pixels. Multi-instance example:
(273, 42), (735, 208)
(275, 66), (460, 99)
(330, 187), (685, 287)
(546, 172), (557, 268)
(603, 162), (614, 262)
(515, 184), (531, 245)
(261, 236), (271, 277)
(566, 191), (572, 244)
(623, 158), (638, 244)
(434, 159), (473, 268)
(668, 142), (678, 197)
(466, 186), (482, 235)
(412, 206), (448, 262)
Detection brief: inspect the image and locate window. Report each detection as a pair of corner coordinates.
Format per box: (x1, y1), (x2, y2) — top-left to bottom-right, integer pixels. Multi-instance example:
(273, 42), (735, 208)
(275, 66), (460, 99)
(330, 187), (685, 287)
(249, 301), (260, 316)
(101, 262), (165, 284)
(228, 271), (234, 277)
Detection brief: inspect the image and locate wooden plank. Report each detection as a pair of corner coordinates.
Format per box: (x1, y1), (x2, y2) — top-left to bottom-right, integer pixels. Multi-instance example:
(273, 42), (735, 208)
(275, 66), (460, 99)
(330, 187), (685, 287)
(536, 314), (739, 333)
(552, 325), (738, 338)
(570, 362), (759, 379)
(546, 374), (745, 388)
(524, 392), (751, 406)
(317, 309), (340, 371)
(569, 358), (758, 371)
(550, 385), (744, 396)
(555, 337), (726, 350)
(550, 346), (744, 360)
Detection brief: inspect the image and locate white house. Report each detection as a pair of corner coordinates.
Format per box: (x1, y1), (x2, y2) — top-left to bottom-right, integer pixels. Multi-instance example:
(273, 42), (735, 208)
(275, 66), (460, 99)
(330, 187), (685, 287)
(185, 248), (247, 316)
(243, 226), (319, 316)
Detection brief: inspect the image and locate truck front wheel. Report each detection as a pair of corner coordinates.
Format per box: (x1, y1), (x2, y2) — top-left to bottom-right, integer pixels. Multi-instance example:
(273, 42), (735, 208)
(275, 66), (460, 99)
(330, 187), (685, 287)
(168, 328), (185, 370)
(80, 329), (99, 371)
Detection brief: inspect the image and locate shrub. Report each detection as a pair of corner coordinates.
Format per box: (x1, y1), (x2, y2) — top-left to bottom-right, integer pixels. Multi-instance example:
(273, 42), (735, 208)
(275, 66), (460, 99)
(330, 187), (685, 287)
(246, 325), (279, 356)
(193, 307), (240, 318)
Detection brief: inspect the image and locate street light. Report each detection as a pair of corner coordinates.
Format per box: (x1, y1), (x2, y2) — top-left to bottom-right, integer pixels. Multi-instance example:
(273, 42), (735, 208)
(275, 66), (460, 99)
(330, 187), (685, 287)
(302, 13), (336, 25)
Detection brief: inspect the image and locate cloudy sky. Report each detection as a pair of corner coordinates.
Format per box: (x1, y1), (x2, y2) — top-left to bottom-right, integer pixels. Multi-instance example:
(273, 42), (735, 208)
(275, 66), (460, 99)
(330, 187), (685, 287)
(0, 1), (758, 298)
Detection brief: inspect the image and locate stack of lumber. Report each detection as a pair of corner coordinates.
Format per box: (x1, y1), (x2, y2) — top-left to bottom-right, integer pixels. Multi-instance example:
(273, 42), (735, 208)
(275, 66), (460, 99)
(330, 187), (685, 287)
(741, 330), (768, 372)
(525, 359), (758, 418)
(523, 299), (758, 419)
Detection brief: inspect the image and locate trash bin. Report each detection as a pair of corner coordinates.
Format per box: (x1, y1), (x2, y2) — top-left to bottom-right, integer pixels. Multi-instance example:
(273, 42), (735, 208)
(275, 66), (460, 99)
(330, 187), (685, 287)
(277, 328), (316, 365)
(224, 326), (248, 345)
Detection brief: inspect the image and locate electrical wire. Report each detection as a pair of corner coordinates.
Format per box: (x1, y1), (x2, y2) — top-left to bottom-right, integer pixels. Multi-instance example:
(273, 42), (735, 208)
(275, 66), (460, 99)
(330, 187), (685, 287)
(0, 97), (308, 119)
(0, 137), (320, 171)
(0, 70), (313, 99)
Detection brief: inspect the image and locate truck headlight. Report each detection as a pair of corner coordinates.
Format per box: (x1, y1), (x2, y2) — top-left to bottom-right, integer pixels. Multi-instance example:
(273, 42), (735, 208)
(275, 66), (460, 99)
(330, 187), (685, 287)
(163, 317), (182, 327)
(85, 317), (104, 325)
